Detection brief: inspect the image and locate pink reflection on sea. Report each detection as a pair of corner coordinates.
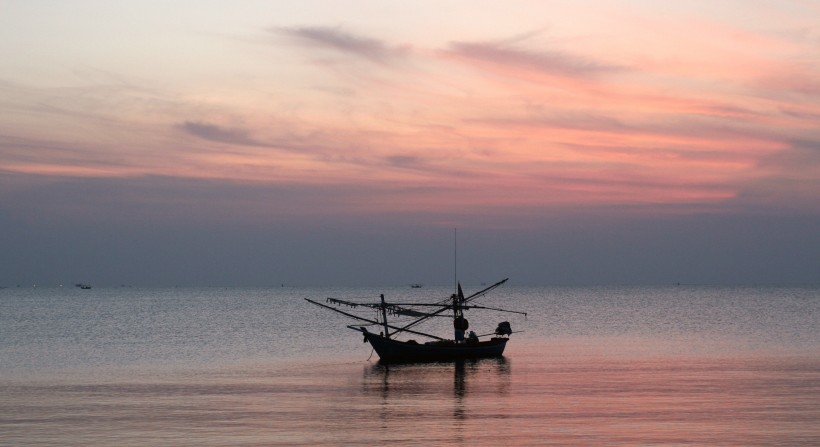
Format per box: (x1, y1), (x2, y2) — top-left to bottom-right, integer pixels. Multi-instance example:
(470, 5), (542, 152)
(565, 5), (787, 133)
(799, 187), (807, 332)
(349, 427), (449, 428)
(2, 345), (819, 446)
(263, 349), (820, 446)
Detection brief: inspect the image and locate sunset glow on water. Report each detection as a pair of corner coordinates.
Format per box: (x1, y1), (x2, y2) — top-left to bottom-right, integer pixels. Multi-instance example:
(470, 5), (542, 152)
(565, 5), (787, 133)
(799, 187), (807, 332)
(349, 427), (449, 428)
(1, 286), (818, 445)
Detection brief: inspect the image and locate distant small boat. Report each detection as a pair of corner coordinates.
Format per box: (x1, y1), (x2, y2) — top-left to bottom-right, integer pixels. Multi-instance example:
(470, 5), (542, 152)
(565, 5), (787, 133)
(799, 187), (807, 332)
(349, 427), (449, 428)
(410, 283), (423, 288)
(75, 283), (92, 290)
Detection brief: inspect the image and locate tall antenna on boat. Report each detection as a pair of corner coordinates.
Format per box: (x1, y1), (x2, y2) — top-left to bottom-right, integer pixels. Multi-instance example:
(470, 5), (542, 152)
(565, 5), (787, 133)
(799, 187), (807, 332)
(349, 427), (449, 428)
(454, 228), (457, 295)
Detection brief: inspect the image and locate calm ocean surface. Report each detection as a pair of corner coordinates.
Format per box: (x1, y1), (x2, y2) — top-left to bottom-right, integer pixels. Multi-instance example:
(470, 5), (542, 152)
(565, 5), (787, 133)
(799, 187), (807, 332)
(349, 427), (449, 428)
(1, 285), (818, 446)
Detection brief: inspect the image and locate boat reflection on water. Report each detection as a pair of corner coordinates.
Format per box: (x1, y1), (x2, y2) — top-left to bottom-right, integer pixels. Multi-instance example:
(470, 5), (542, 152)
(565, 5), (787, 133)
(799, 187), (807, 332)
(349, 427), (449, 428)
(361, 357), (511, 433)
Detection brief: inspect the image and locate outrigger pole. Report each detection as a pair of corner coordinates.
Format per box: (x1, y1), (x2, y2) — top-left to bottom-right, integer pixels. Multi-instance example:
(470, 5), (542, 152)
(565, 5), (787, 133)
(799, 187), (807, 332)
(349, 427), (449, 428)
(304, 298), (445, 340)
(306, 277), (511, 340)
(464, 304), (527, 316)
(365, 302), (526, 316)
(392, 277), (509, 336)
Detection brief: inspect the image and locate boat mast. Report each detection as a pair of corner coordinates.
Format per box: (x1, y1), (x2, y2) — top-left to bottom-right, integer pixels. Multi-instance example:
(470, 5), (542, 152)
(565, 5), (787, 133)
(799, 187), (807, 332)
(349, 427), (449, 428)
(453, 228), (465, 319)
(380, 294), (390, 339)
(454, 284), (464, 320)
(452, 229), (468, 341)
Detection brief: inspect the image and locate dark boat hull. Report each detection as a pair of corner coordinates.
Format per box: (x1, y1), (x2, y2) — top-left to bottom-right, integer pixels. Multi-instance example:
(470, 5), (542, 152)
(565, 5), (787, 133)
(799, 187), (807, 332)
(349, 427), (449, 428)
(364, 332), (508, 363)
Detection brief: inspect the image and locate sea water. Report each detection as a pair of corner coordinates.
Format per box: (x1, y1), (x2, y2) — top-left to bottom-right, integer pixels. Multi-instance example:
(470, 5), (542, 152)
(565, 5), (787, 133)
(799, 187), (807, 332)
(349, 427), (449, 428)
(1, 285), (818, 445)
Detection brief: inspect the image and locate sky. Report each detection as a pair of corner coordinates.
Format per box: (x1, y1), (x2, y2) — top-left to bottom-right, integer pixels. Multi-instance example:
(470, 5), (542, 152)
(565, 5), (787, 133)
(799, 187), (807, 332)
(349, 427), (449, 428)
(1, 0), (819, 287)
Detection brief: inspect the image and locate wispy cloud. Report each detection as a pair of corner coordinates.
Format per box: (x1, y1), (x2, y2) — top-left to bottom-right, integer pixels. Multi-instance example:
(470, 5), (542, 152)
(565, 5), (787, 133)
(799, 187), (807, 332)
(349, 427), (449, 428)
(446, 39), (624, 78)
(470, 111), (630, 133)
(272, 26), (408, 64)
(179, 121), (267, 147)
(779, 107), (820, 121)
(728, 137), (820, 211)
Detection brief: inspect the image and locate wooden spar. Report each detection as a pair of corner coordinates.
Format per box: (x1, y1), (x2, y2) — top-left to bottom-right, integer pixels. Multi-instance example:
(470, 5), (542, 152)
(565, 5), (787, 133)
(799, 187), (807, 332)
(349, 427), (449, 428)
(464, 304), (527, 316)
(463, 278), (509, 303)
(476, 330), (525, 338)
(366, 302), (524, 316)
(328, 278), (509, 310)
(394, 277), (509, 334)
(305, 298), (377, 324)
(304, 298), (445, 340)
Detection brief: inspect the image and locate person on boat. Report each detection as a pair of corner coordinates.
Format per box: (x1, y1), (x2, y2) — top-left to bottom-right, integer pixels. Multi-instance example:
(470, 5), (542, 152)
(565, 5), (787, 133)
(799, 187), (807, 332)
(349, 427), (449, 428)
(467, 330), (478, 343)
(453, 315), (469, 343)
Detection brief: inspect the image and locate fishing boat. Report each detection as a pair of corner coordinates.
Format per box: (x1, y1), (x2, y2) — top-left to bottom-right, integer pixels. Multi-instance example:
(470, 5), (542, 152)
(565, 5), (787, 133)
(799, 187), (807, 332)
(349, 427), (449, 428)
(305, 278), (525, 363)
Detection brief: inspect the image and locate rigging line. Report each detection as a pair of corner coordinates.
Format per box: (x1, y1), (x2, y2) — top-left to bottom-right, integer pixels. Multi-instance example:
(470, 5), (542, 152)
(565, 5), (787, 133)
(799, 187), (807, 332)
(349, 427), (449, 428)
(463, 278), (509, 303)
(307, 298), (445, 340)
(393, 277), (509, 334)
(476, 330), (525, 338)
(465, 304), (527, 316)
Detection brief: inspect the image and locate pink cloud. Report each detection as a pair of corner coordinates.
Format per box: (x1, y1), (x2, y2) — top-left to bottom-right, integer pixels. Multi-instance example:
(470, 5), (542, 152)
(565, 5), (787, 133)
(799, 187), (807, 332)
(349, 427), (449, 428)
(445, 39), (624, 78)
(273, 26), (409, 64)
(3, 14), (818, 218)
